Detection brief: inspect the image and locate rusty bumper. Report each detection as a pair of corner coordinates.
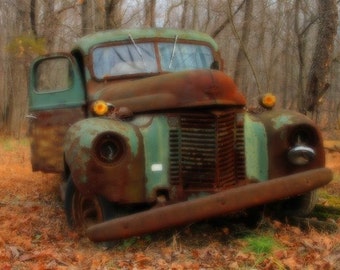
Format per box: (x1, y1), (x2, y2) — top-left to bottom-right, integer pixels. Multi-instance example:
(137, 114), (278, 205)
(87, 168), (332, 242)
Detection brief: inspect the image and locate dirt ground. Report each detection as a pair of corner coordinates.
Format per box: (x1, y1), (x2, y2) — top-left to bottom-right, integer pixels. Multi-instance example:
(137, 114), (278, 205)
(0, 138), (340, 269)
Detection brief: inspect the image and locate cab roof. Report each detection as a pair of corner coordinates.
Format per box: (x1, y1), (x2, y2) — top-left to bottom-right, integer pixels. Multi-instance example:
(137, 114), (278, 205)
(72, 28), (219, 54)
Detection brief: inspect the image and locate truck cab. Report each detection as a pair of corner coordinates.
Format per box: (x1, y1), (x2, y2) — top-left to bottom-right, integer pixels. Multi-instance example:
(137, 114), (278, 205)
(28, 28), (332, 241)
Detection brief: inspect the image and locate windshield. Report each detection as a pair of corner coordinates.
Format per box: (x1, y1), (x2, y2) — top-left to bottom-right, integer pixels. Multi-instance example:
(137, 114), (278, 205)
(92, 42), (214, 79)
(93, 43), (157, 79)
(159, 43), (214, 72)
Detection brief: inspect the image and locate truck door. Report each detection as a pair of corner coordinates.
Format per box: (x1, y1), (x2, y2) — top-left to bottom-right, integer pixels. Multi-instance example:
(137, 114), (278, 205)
(28, 54), (86, 173)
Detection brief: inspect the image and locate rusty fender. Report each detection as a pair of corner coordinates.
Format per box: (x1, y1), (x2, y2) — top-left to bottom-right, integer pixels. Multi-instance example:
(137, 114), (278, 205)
(87, 168), (332, 242)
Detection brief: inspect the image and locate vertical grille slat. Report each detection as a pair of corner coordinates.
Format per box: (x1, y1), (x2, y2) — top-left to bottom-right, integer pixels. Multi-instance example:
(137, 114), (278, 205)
(169, 109), (245, 191)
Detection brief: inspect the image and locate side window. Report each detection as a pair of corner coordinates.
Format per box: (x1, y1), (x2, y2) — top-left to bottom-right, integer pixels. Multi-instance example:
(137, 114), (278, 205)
(35, 57), (73, 92)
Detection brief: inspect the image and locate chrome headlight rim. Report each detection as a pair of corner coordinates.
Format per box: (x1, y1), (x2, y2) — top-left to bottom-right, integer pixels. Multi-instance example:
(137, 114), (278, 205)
(287, 125), (318, 166)
(287, 145), (316, 165)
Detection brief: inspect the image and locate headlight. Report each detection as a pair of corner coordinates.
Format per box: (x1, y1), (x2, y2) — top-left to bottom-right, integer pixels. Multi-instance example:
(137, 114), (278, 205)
(287, 125), (317, 165)
(93, 132), (125, 164)
(288, 145), (315, 165)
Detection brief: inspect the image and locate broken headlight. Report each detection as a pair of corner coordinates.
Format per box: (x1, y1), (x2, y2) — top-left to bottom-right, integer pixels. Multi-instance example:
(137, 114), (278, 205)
(93, 132), (125, 164)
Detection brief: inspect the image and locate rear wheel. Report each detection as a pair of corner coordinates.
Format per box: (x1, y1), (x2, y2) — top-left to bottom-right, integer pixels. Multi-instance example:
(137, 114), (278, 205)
(65, 177), (114, 231)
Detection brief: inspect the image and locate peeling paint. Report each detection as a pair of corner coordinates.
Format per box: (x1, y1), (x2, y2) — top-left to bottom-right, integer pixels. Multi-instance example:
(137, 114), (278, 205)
(64, 117), (143, 191)
(272, 115), (293, 130)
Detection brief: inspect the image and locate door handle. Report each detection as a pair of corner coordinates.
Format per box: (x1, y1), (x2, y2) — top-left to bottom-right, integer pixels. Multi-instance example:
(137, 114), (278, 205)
(26, 114), (37, 120)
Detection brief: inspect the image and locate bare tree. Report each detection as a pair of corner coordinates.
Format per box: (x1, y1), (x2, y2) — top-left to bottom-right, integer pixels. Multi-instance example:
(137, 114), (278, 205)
(81, 0), (95, 35)
(105, 0), (123, 29)
(181, 0), (189, 29)
(30, 0), (37, 37)
(191, 0), (198, 30)
(82, 0), (123, 33)
(41, 0), (58, 48)
(305, 0), (338, 119)
(211, 0), (245, 38)
(144, 0), (156, 27)
(0, 1), (9, 133)
(5, 0), (31, 137)
(294, 0), (308, 112)
(232, 0), (256, 95)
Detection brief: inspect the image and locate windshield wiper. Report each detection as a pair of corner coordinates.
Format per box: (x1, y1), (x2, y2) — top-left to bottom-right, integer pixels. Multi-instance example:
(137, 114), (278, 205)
(168, 35), (178, 69)
(128, 33), (147, 71)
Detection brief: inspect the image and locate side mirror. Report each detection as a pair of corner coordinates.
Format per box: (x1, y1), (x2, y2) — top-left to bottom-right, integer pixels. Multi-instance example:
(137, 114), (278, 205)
(210, 61), (219, 70)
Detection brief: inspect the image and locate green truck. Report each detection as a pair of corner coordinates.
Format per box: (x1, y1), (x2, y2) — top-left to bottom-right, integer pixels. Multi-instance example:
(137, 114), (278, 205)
(28, 28), (332, 242)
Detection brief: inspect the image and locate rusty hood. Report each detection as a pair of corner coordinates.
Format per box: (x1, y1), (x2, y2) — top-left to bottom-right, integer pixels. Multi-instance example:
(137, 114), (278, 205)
(90, 70), (246, 112)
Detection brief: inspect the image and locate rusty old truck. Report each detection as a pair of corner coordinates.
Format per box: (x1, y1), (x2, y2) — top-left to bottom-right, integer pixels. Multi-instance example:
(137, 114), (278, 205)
(28, 28), (332, 242)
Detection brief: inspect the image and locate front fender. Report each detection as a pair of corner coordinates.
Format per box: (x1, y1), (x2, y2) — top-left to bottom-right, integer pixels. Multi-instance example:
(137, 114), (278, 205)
(64, 118), (145, 203)
(245, 109), (325, 180)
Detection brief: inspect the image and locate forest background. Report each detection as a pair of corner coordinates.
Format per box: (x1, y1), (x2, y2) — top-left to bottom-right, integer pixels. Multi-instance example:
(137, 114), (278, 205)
(0, 0), (339, 138)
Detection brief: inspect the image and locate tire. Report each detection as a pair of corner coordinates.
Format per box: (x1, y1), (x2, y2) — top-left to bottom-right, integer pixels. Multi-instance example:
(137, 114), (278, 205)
(64, 176), (114, 230)
(278, 190), (318, 217)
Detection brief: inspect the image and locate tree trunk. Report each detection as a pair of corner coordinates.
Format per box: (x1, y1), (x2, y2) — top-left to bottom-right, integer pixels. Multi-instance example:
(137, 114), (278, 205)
(181, 0), (189, 29)
(144, 0), (156, 27)
(233, 0), (253, 95)
(294, 0), (307, 113)
(105, 0), (123, 29)
(81, 0), (94, 35)
(6, 0), (31, 137)
(211, 0), (245, 38)
(305, 0), (338, 118)
(30, 0), (37, 37)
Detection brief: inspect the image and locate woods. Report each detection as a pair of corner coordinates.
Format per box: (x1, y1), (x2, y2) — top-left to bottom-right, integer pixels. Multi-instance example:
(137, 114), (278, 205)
(0, 0), (339, 137)
(0, 2), (340, 268)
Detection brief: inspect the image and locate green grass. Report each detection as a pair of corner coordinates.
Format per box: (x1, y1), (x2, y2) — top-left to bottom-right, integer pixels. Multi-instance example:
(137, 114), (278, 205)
(243, 233), (280, 254)
(0, 138), (15, 151)
(318, 171), (340, 207)
(313, 171), (340, 220)
(318, 190), (340, 208)
(241, 232), (286, 269)
(313, 204), (340, 221)
(0, 136), (29, 151)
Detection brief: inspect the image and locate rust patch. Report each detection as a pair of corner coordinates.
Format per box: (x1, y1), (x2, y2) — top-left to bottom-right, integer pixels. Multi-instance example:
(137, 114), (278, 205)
(29, 108), (85, 172)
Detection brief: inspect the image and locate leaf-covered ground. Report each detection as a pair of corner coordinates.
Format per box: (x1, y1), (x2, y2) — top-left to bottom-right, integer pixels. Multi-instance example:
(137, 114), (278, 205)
(0, 138), (339, 269)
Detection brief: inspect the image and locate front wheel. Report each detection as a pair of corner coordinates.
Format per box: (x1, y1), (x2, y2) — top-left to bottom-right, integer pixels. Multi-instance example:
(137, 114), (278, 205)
(64, 177), (114, 231)
(272, 190), (318, 217)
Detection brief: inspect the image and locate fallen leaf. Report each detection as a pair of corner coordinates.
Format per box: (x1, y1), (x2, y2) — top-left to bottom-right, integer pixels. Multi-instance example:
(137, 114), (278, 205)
(282, 256), (301, 269)
(8, 245), (22, 258)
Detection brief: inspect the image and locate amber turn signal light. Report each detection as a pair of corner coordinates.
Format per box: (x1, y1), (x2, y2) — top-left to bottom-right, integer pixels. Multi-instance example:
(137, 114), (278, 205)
(92, 100), (109, 116)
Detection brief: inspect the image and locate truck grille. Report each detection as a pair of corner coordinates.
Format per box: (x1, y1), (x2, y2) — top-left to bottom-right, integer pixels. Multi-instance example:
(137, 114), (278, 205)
(169, 109), (245, 190)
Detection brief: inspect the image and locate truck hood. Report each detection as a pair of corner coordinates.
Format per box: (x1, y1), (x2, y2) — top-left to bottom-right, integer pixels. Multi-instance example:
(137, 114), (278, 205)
(91, 69), (246, 112)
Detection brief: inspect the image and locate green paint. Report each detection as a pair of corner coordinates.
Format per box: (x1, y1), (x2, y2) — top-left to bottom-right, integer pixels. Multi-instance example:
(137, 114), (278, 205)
(244, 114), (268, 181)
(73, 28), (219, 54)
(74, 118), (140, 157)
(272, 115), (293, 130)
(29, 55), (86, 111)
(65, 118), (141, 184)
(139, 116), (169, 198)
